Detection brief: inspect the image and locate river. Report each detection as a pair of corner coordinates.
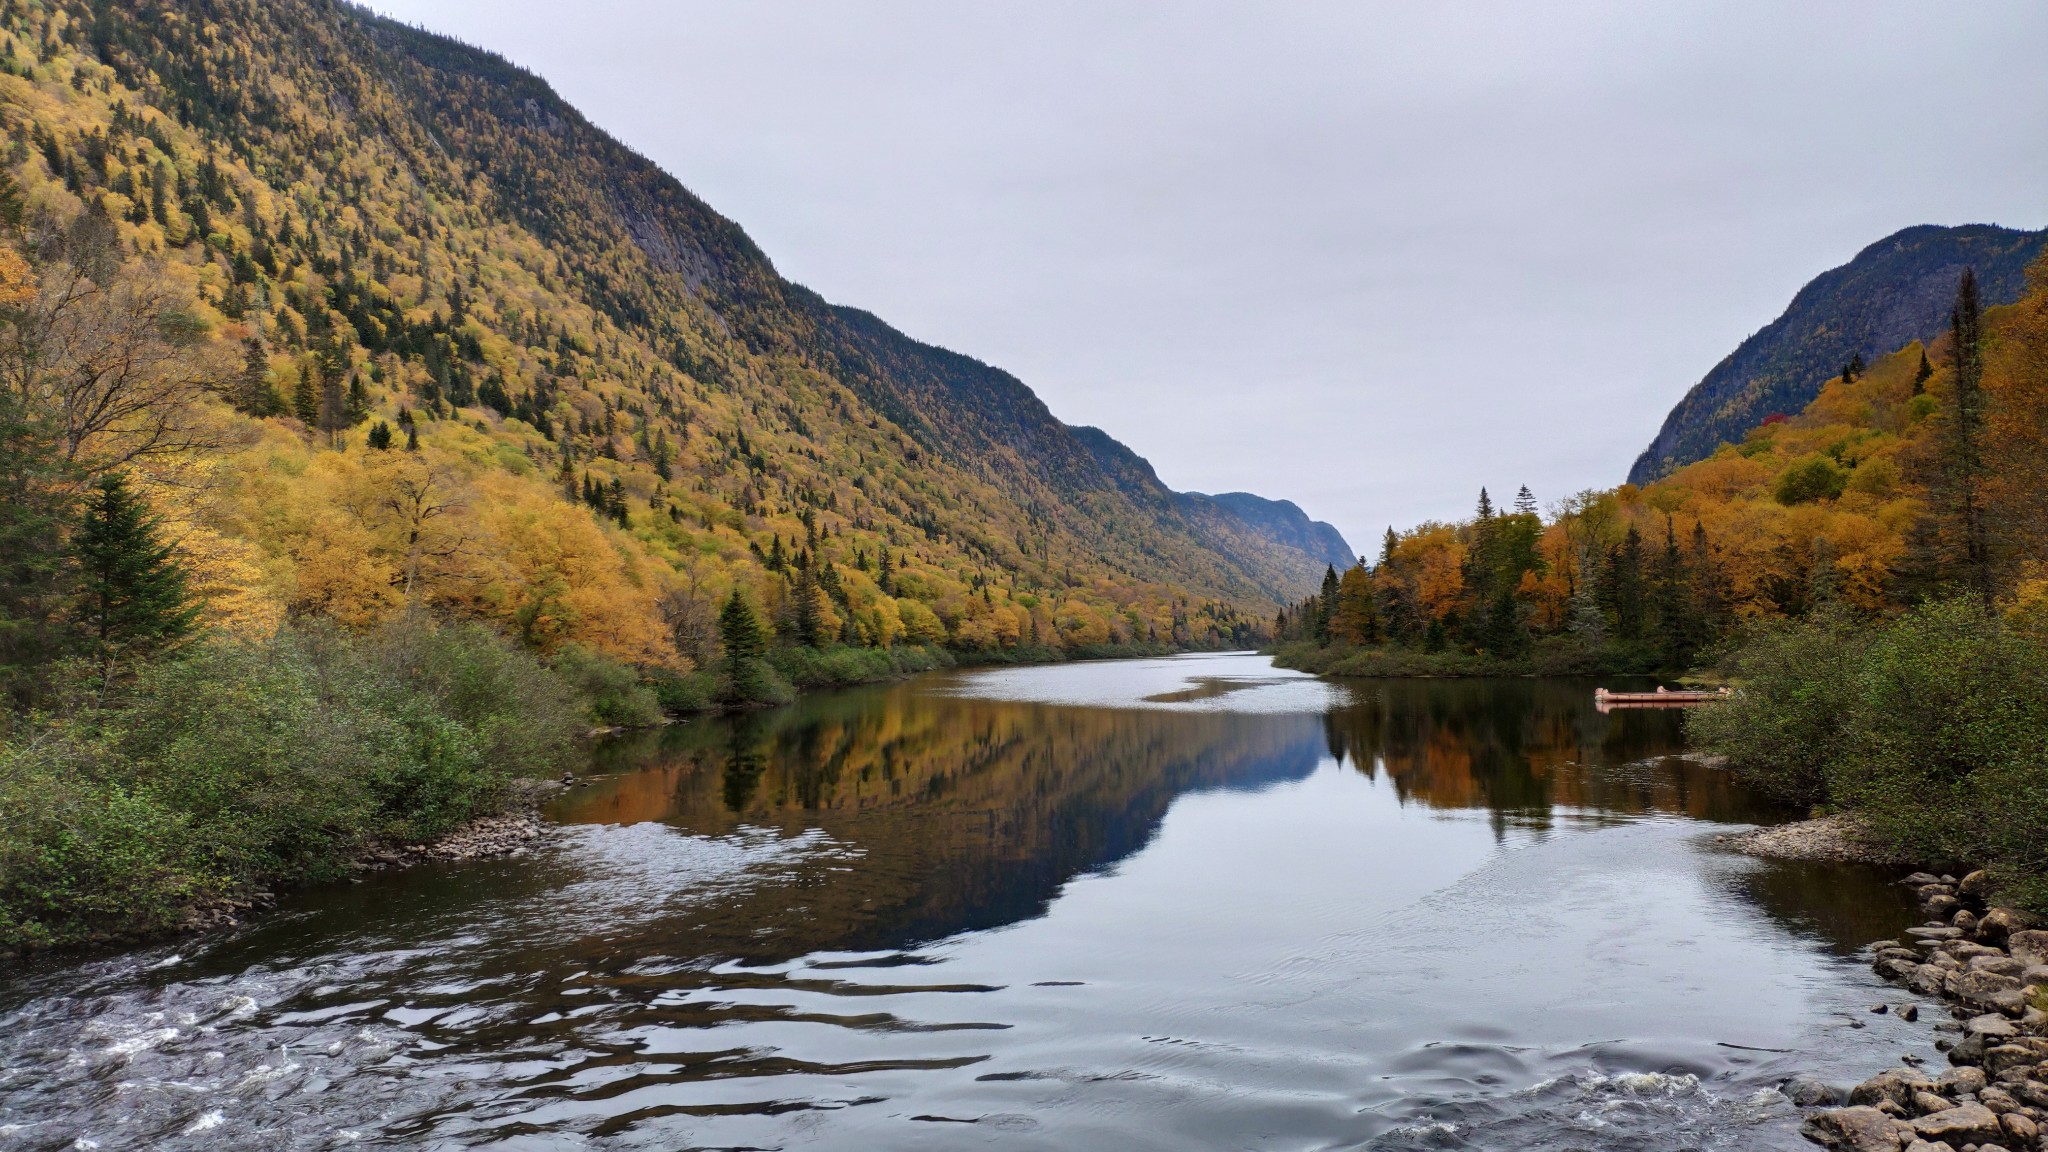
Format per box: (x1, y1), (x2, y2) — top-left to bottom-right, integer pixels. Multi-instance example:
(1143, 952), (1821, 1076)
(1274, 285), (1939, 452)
(0, 653), (1935, 1150)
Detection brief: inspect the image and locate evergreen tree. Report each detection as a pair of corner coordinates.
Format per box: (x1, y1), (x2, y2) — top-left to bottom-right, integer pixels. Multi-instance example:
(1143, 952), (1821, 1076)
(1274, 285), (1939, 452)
(1938, 268), (1993, 597)
(239, 337), (281, 416)
(292, 358), (320, 426)
(1913, 347), (1934, 395)
(404, 423), (420, 452)
(1380, 525), (1397, 567)
(1316, 564), (1340, 642)
(366, 421), (393, 450)
(74, 472), (198, 669)
(1604, 524), (1646, 642)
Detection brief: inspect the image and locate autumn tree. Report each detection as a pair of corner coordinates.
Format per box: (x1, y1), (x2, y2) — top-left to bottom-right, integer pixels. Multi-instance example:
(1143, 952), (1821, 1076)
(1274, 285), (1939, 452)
(1330, 563), (1379, 645)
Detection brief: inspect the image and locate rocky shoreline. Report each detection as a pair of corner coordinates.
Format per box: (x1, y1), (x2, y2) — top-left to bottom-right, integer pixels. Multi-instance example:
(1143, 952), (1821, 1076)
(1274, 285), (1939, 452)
(1719, 814), (1900, 864)
(1797, 869), (2048, 1152)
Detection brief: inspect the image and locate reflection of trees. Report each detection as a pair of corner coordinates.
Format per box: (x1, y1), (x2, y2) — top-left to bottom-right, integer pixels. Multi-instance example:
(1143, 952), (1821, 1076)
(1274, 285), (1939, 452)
(559, 686), (1325, 961)
(1321, 679), (1778, 829)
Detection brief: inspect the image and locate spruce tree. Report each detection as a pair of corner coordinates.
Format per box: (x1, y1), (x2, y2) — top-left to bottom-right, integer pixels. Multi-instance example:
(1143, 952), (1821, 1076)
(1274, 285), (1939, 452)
(293, 358), (320, 426)
(1942, 269), (1992, 597)
(1913, 348), (1934, 395)
(366, 421), (393, 450)
(74, 472), (198, 669)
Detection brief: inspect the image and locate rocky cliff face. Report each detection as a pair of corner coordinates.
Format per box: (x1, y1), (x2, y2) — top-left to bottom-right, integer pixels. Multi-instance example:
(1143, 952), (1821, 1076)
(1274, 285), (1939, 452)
(1629, 224), (2045, 484)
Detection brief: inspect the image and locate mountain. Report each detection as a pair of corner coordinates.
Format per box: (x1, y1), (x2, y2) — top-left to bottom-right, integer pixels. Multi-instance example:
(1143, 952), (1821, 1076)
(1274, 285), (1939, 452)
(1628, 223), (2045, 485)
(1196, 492), (1355, 571)
(1064, 425), (1353, 587)
(15, 0), (1347, 658)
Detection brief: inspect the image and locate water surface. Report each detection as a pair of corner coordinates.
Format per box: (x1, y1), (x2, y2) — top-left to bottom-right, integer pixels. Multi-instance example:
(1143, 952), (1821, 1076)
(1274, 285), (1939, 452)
(0, 654), (1927, 1149)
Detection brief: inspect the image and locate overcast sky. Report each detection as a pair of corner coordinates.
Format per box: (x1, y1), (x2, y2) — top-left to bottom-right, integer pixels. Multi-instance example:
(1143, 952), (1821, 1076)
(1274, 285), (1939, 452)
(369, 1), (2048, 553)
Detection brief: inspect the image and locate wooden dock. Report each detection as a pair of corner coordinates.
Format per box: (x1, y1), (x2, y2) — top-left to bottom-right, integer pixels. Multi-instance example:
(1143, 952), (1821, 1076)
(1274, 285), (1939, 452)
(1594, 686), (1730, 711)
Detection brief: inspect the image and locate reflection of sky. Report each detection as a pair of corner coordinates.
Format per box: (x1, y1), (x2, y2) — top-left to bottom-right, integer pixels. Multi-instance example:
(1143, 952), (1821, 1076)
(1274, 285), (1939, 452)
(925, 651), (1344, 713)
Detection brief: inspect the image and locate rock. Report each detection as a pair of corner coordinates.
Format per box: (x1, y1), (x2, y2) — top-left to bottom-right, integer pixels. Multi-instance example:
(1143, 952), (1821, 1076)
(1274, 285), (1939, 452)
(1905, 872), (1943, 886)
(1927, 895), (1963, 917)
(1911, 1100), (2005, 1143)
(2015, 1079), (2048, 1109)
(1911, 926), (1966, 941)
(1987, 1045), (2045, 1076)
(1937, 1066), (1989, 1096)
(1902, 1004), (1921, 1022)
(2008, 930), (2048, 968)
(1789, 1076), (1848, 1107)
(2003, 1110), (2040, 1142)
(1856, 1069), (1941, 1108)
(1911, 1089), (1955, 1115)
(1949, 941), (2006, 962)
(1981, 1084), (2023, 1112)
(1961, 869), (1993, 898)
(1971, 1014), (2022, 1040)
(1973, 955), (2029, 979)
(1916, 965), (1956, 995)
(1955, 909), (1981, 934)
(1898, 1143), (1948, 1152)
(1806, 1105), (1917, 1151)
(1952, 1034), (1988, 1065)
(1980, 908), (2031, 946)
(1952, 969), (2028, 1013)
(1880, 958), (1923, 980)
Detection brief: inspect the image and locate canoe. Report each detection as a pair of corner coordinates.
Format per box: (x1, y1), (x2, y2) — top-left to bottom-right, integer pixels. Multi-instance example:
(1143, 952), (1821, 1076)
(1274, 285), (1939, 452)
(1594, 686), (1730, 710)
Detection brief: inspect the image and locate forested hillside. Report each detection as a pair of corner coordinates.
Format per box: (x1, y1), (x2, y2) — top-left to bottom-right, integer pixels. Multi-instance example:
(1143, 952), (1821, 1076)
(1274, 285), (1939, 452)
(1629, 223), (2044, 484)
(1281, 248), (2048, 676)
(0, 0), (1337, 677)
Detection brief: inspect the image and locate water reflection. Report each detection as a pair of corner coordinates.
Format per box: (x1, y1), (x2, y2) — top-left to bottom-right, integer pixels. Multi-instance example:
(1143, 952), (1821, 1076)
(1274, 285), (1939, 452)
(0, 656), (1925, 1152)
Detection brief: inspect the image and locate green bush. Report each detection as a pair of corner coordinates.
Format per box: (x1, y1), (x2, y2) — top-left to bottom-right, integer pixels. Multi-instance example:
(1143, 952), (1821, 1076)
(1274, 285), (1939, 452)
(645, 666), (717, 714)
(1686, 609), (1868, 806)
(1691, 598), (2048, 908)
(551, 644), (663, 727)
(767, 643), (950, 690)
(0, 622), (584, 951)
(721, 655), (795, 706)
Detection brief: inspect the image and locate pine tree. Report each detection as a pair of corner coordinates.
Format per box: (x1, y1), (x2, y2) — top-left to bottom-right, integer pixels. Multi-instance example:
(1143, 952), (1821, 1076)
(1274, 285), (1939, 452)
(1316, 564), (1340, 642)
(1913, 347), (1934, 395)
(1604, 524), (1646, 642)
(366, 421), (393, 450)
(74, 472), (198, 669)
(404, 423), (420, 452)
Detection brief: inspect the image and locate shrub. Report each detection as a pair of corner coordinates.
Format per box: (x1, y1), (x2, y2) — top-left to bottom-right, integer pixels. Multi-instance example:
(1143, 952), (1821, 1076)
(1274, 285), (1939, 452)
(0, 621), (585, 951)
(720, 655), (795, 707)
(551, 644), (663, 727)
(1686, 609), (1868, 806)
(645, 666), (716, 714)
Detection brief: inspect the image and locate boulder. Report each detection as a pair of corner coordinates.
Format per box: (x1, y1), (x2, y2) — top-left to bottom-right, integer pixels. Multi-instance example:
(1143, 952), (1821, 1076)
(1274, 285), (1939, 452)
(1915, 965), (1955, 996)
(1980, 1084), (2022, 1112)
(1901, 1004), (1921, 1022)
(2008, 929), (2048, 968)
(1961, 869), (1993, 899)
(1952, 969), (2028, 1014)
(1948, 941), (2006, 962)
(1927, 895), (1962, 918)
(1911, 1089), (1954, 1116)
(1877, 958), (1920, 980)
(1788, 1076), (1847, 1107)
(1980, 908), (2031, 946)
(1910, 926), (1966, 941)
(1972, 954), (2028, 979)
(1804, 1105), (1916, 1152)
(1935, 1065), (1988, 1096)
(1986, 1044), (2045, 1077)
(1955, 909), (1981, 934)
(1904, 872), (1943, 886)
(1910, 1100), (2005, 1143)
(1951, 1034), (1988, 1066)
(2003, 1110), (2040, 1143)
(2016, 1078), (2048, 1108)
(1970, 1013), (2022, 1040)
(1854, 1068), (1940, 1108)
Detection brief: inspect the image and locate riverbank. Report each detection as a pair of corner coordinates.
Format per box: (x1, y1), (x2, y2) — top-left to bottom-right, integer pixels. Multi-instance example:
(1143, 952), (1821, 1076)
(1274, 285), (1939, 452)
(1268, 637), (1668, 678)
(1719, 814), (1905, 865)
(1798, 869), (2048, 1152)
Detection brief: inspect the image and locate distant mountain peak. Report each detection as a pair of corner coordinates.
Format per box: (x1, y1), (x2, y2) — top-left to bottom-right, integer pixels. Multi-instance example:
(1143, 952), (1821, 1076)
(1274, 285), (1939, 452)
(1629, 223), (2046, 485)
